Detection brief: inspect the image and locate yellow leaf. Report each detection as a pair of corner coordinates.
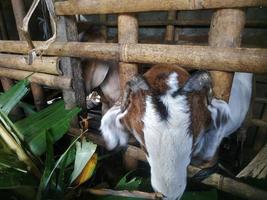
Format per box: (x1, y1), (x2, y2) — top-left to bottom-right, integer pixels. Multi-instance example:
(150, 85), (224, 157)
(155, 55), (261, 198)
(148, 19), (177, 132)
(74, 153), (98, 186)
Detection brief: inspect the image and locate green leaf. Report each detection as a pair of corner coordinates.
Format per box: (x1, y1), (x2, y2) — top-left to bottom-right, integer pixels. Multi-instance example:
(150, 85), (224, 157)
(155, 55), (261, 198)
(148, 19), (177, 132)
(37, 130), (55, 200)
(0, 167), (37, 189)
(70, 138), (97, 184)
(0, 79), (29, 115)
(115, 171), (142, 191)
(43, 132), (84, 190)
(93, 171), (145, 200)
(14, 100), (80, 156)
(0, 152), (27, 173)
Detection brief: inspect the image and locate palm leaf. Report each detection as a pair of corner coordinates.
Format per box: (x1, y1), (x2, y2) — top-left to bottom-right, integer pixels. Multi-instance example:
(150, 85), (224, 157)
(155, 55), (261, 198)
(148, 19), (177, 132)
(15, 100), (80, 156)
(0, 79), (29, 115)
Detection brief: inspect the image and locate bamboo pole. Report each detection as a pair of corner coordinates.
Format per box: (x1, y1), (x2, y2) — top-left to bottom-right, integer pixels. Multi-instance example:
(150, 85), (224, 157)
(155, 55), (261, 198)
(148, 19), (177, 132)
(77, 19), (267, 30)
(0, 2), (24, 119)
(237, 143), (267, 179)
(11, 0), (46, 111)
(0, 41), (266, 74)
(209, 9), (246, 101)
(55, 0), (267, 15)
(165, 11), (176, 42)
(118, 14), (139, 169)
(0, 53), (59, 75)
(87, 188), (163, 199)
(0, 67), (71, 90)
(69, 128), (267, 200)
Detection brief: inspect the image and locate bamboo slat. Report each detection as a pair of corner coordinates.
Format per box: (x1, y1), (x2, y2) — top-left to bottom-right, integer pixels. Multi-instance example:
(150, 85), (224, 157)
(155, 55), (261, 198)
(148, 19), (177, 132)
(118, 14), (139, 170)
(55, 0), (267, 15)
(0, 53), (59, 75)
(0, 67), (71, 90)
(0, 41), (266, 74)
(77, 19), (267, 30)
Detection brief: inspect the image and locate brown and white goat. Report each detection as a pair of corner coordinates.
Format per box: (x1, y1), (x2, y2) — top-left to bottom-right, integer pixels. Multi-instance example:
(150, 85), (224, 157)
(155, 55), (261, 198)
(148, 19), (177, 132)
(101, 64), (213, 199)
(100, 64), (253, 199)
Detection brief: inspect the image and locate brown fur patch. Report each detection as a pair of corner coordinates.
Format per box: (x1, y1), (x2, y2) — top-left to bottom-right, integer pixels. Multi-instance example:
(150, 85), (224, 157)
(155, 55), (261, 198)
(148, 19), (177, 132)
(188, 90), (212, 141)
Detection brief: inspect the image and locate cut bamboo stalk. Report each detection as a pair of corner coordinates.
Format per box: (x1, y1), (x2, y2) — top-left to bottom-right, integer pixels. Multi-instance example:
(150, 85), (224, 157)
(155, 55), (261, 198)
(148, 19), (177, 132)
(0, 53), (60, 75)
(69, 128), (267, 200)
(11, 0), (46, 111)
(237, 143), (267, 179)
(77, 19), (267, 29)
(118, 14), (139, 169)
(209, 9), (246, 101)
(165, 11), (176, 42)
(55, 0), (267, 15)
(250, 118), (267, 128)
(87, 188), (163, 199)
(0, 67), (71, 90)
(0, 41), (266, 74)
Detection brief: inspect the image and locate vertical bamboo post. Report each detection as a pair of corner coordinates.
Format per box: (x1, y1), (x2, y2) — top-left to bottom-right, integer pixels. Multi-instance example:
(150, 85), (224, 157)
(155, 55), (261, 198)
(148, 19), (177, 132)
(56, 16), (87, 112)
(118, 14), (139, 169)
(0, 2), (24, 119)
(164, 11), (176, 42)
(0, 3), (13, 91)
(11, 0), (46, 111)
(99, 14), (107, 40)
(0, 3), (8, 40)
(209, 9), (245, 101)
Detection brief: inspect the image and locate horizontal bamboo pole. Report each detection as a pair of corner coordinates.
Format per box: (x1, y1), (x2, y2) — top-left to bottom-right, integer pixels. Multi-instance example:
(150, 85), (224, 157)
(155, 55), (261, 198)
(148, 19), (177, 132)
(55, 0), (267, 15)
(0, 53), (60, 75)
(0, 67), (71, 90)
(69, 128), (267, 200)
(87, 188), (163, 199)
(0, 41), (266, 74)
(78, 19), (267, 30)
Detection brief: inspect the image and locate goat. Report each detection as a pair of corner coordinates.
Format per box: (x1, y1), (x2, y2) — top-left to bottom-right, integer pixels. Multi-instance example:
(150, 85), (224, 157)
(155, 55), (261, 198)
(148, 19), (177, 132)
(81, 27), (120, 113)
(100, 64), (253, 199)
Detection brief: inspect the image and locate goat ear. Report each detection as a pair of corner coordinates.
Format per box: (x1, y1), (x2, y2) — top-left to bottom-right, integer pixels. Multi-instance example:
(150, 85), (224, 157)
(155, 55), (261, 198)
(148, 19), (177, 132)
(100, 105), (129, 150)
(83, 60), (109, 92)
(121, 75), (149, 112)
(181, 71), (213, 103)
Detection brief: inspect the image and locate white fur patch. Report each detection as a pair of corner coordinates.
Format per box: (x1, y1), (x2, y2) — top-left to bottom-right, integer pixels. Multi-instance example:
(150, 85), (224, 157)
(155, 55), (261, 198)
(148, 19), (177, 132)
(167, 72), (179, 94)
(192, 72), (252, 161)
(100, 105), (129, 150)
(143, 87), (192, 200)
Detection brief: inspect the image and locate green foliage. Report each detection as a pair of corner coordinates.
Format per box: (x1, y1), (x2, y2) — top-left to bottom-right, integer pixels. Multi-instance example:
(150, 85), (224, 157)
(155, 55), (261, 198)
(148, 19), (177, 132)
(0, 167), (37, 189)
(0, 79), (29, 115)
(0, 79), (82, 199)
(15, 100), (80, 156)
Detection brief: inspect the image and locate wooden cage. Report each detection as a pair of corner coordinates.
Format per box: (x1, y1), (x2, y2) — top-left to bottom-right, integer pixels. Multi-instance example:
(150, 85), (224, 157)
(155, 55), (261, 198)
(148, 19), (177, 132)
(0, 0), (267, 199)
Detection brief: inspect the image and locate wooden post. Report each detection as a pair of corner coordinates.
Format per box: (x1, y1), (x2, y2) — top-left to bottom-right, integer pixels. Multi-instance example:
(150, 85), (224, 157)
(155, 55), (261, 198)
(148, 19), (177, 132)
(11, 0), (46, 111)
(208, 9), (246, 101)
(56, 16), (87, 111)
(118, 14), (139, 169)
(164, 11), (176, 42)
